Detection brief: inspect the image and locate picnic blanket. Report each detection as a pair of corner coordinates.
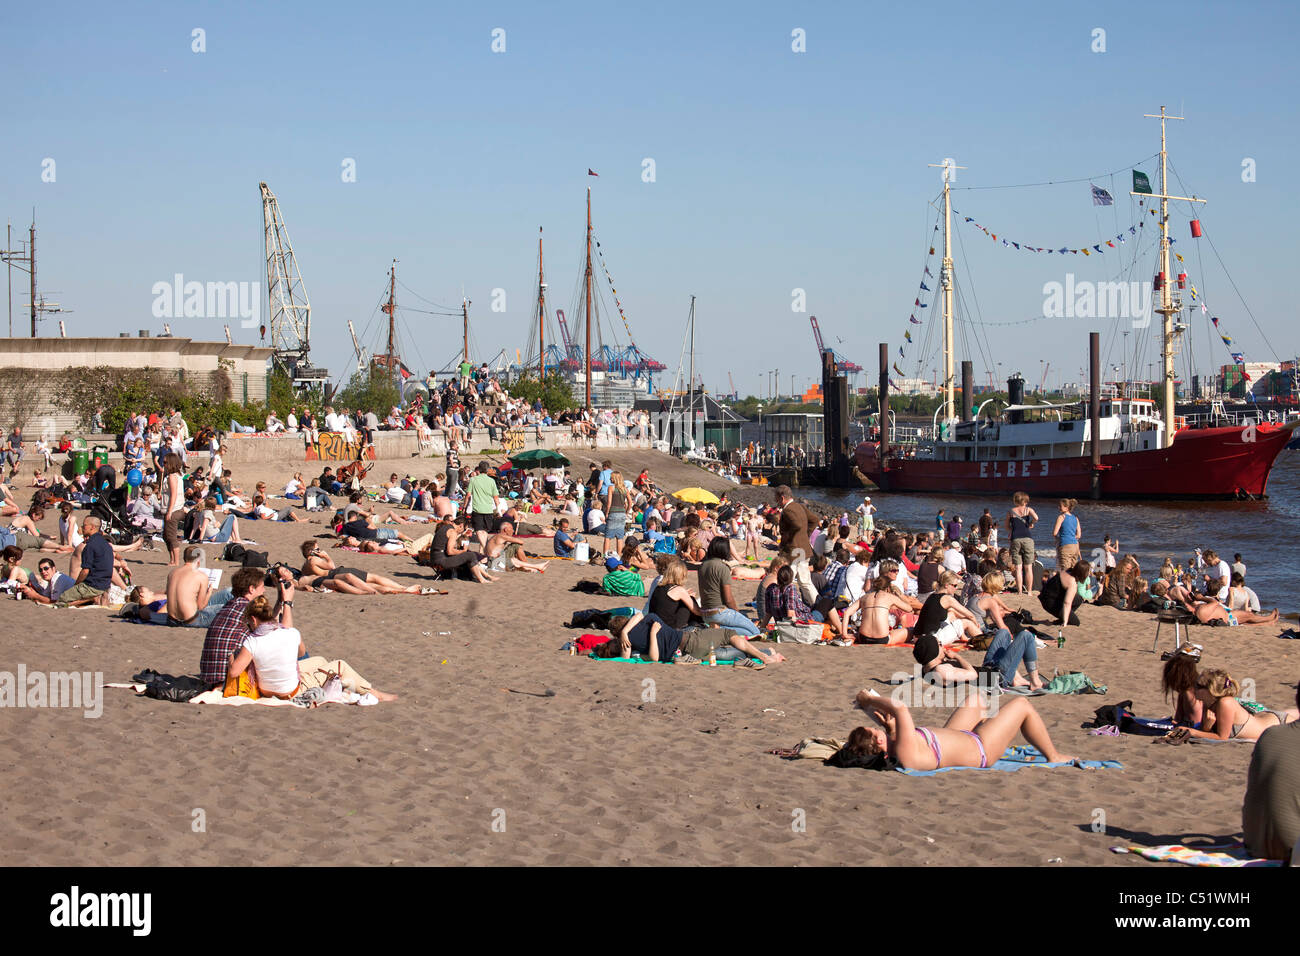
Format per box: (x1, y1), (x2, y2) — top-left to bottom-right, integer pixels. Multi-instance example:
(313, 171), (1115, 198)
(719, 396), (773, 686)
(1109, 842), (1282, 867)
(895, 745), (1122, 775)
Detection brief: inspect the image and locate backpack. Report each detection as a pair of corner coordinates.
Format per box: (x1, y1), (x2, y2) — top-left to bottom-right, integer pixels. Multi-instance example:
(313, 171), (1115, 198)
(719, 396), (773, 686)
(222, 542), (247, 563)
(240, 550), (269, 569)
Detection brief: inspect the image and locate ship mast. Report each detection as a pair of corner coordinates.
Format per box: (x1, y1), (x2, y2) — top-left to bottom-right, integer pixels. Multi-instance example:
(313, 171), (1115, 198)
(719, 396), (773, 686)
(928, 158), (965, 427)
(537, 227), (546, 377)
(584, 187), (593, 411)
(380, 261), (398, 387)
(1134, 107), (1204, 447)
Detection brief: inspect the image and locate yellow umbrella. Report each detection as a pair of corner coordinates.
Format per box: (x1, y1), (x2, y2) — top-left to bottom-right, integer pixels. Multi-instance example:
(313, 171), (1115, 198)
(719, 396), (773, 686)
(673, 487), (720, 505)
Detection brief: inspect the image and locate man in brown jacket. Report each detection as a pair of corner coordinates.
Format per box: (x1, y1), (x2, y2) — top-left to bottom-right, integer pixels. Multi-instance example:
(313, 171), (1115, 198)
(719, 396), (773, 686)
(774, 485), (817, 604)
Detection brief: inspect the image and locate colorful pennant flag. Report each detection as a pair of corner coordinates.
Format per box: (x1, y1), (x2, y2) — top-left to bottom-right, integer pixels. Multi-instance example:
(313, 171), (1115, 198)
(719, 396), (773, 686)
(1091, 183), (1114, 206)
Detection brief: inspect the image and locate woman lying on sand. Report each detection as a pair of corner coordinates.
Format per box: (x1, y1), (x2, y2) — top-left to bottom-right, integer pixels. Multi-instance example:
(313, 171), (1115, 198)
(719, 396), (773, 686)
(849, 689), (1074, 770)
(595, 611), (784, 668)
(298, 541), (438, 595)
(1166, 669), (1299, 742)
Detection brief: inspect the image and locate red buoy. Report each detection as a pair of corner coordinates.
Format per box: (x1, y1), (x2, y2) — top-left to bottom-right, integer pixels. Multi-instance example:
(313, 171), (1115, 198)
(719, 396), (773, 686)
(1177, 272), (1187, 289)
(1153, 272), (1164, 291)
(1190, 219), (1203, 238)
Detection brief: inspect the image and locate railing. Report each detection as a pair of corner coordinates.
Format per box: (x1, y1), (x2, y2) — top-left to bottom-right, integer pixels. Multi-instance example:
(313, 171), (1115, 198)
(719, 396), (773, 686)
(1180, 409), (1271, 429)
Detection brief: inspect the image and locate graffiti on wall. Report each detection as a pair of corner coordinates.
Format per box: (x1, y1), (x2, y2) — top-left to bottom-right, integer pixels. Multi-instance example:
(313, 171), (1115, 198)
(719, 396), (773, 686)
(305, 432), (375, 461)
(503, 428), (526, 454)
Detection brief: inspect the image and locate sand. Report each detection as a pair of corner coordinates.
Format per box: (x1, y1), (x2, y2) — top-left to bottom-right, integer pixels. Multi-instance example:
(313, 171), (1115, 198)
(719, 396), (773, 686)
(2, 448), (1296, 866)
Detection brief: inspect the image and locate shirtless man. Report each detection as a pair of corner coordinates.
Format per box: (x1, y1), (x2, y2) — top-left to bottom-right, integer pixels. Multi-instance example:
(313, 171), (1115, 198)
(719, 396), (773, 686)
(298, 541), (438, 594)
(165, 546), (234, 627)
(482, 521), (549, 573)
(848, 565), (917, 645)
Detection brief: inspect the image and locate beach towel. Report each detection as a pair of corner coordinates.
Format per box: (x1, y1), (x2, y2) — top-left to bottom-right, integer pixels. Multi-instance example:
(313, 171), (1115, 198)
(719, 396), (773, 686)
(585, 653), (752, 666)
(1109, 842), (1282, 867)
(1042, 672), (1107, 695)
(894, 745), (1122, 775)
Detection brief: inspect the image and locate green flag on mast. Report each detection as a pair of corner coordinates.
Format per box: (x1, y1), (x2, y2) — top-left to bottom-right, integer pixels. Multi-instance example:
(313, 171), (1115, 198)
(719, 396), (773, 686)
(1132, 170), (1153, 195)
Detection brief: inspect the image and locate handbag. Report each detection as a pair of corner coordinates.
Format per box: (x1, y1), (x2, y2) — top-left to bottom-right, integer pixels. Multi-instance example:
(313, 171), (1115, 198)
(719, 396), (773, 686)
(222, 652), (261, 700)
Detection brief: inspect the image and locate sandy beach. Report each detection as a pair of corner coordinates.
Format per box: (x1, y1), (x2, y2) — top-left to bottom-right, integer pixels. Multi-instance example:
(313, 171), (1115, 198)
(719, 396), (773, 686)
(2, 450), (1295, 867)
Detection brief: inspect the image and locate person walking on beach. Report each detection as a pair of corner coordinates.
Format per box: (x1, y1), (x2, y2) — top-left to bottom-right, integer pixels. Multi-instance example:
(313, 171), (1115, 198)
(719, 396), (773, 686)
(466, 461), (501, 549)
(1052, 498), (1080, 571)
(856, 496), (876, 540)
(1006, 491), (1038, 595)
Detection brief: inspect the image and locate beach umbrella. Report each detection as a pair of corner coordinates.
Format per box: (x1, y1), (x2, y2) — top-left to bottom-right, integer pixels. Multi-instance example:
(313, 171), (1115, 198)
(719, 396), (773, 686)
(508, 449), (570, 468)
(673, 487), (719, 505)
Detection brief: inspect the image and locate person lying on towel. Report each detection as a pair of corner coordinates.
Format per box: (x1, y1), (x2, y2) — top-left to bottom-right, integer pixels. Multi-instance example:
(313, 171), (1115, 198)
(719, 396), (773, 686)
(847, 690), (1074, 771)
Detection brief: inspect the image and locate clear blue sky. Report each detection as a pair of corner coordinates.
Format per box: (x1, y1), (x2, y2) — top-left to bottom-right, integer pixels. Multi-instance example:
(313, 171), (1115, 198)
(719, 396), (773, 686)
(2, 0), (1296, 397)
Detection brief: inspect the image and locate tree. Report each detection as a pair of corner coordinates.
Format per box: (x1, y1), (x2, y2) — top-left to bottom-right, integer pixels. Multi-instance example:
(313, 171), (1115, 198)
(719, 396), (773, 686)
(508, 372), (576, 414)
(335, 369), (401, 415)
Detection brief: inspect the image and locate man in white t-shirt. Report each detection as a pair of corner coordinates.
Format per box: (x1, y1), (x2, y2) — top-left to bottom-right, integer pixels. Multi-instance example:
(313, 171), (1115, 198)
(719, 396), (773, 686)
(1201, 549), (1231, 594)
(942, 540), (966, 575)
(843, 551), (871, 602)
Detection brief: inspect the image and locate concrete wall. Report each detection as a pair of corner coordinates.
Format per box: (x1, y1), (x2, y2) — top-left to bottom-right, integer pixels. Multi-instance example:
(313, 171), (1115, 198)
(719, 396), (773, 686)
(215, 426), (652, 464)
(0, 337), (274, 432)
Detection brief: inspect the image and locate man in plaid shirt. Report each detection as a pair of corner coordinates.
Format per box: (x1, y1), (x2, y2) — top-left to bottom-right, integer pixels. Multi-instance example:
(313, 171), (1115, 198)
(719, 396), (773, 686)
(199, 567), (271, 687)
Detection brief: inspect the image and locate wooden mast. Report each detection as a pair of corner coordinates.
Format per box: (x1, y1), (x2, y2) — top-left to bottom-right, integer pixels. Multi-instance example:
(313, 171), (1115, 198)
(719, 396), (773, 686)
(381, 261), (397, 385)
(584, 187), (593, 411)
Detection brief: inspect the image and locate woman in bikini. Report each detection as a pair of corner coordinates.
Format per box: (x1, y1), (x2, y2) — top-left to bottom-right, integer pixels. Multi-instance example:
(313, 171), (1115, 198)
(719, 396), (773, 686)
(848, 565), (914, 645)
(849, 689), (1074, 770)
(1172, 669), (1299, 742)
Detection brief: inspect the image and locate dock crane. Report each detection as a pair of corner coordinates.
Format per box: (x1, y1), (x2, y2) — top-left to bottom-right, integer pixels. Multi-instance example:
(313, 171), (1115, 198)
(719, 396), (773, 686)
(809, 315), (863, 375)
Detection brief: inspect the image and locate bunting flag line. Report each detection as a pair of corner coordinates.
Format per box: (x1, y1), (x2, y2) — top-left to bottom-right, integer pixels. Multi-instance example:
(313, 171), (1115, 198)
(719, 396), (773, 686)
(953, 207), (1143, 255)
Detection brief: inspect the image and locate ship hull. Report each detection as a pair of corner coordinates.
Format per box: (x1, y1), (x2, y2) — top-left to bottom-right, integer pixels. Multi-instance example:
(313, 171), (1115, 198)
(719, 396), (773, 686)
(854, 423), (1293, 500)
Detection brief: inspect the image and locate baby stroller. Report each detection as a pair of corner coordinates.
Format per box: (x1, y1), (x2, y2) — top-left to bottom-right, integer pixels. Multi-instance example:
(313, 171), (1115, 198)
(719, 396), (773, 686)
(88, 467), (139, 545)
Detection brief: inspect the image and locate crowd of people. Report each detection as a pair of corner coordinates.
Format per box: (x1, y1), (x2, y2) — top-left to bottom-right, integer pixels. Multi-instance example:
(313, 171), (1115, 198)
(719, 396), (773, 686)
(3, 402), (1297, 864)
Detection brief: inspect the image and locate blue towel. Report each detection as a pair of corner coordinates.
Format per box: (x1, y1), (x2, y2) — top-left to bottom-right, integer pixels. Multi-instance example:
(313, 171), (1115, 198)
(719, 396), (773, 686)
(896, 745), (1122, 775)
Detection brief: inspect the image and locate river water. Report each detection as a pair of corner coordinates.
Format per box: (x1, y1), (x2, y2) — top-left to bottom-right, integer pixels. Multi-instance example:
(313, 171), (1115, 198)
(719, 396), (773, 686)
(795, 450), (1300, 610)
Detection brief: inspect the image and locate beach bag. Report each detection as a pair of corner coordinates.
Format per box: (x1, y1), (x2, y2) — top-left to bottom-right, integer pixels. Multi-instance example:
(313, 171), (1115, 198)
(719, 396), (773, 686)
(223, 654), (261, 700)
(772, 621), (823, 644)
(652, 536), (677, 555)
(240, 550), (269, 569)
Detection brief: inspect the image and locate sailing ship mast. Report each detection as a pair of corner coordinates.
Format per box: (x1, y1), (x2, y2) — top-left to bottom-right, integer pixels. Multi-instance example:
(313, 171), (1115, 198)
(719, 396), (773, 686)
(688, 295), (696, 438)
(584, 187), (593, 410)
(380, 261), (398, 386)
(928, 158), (965, 426)
(537, 227), (546, 377)
(1134, 107), (1204, 447)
